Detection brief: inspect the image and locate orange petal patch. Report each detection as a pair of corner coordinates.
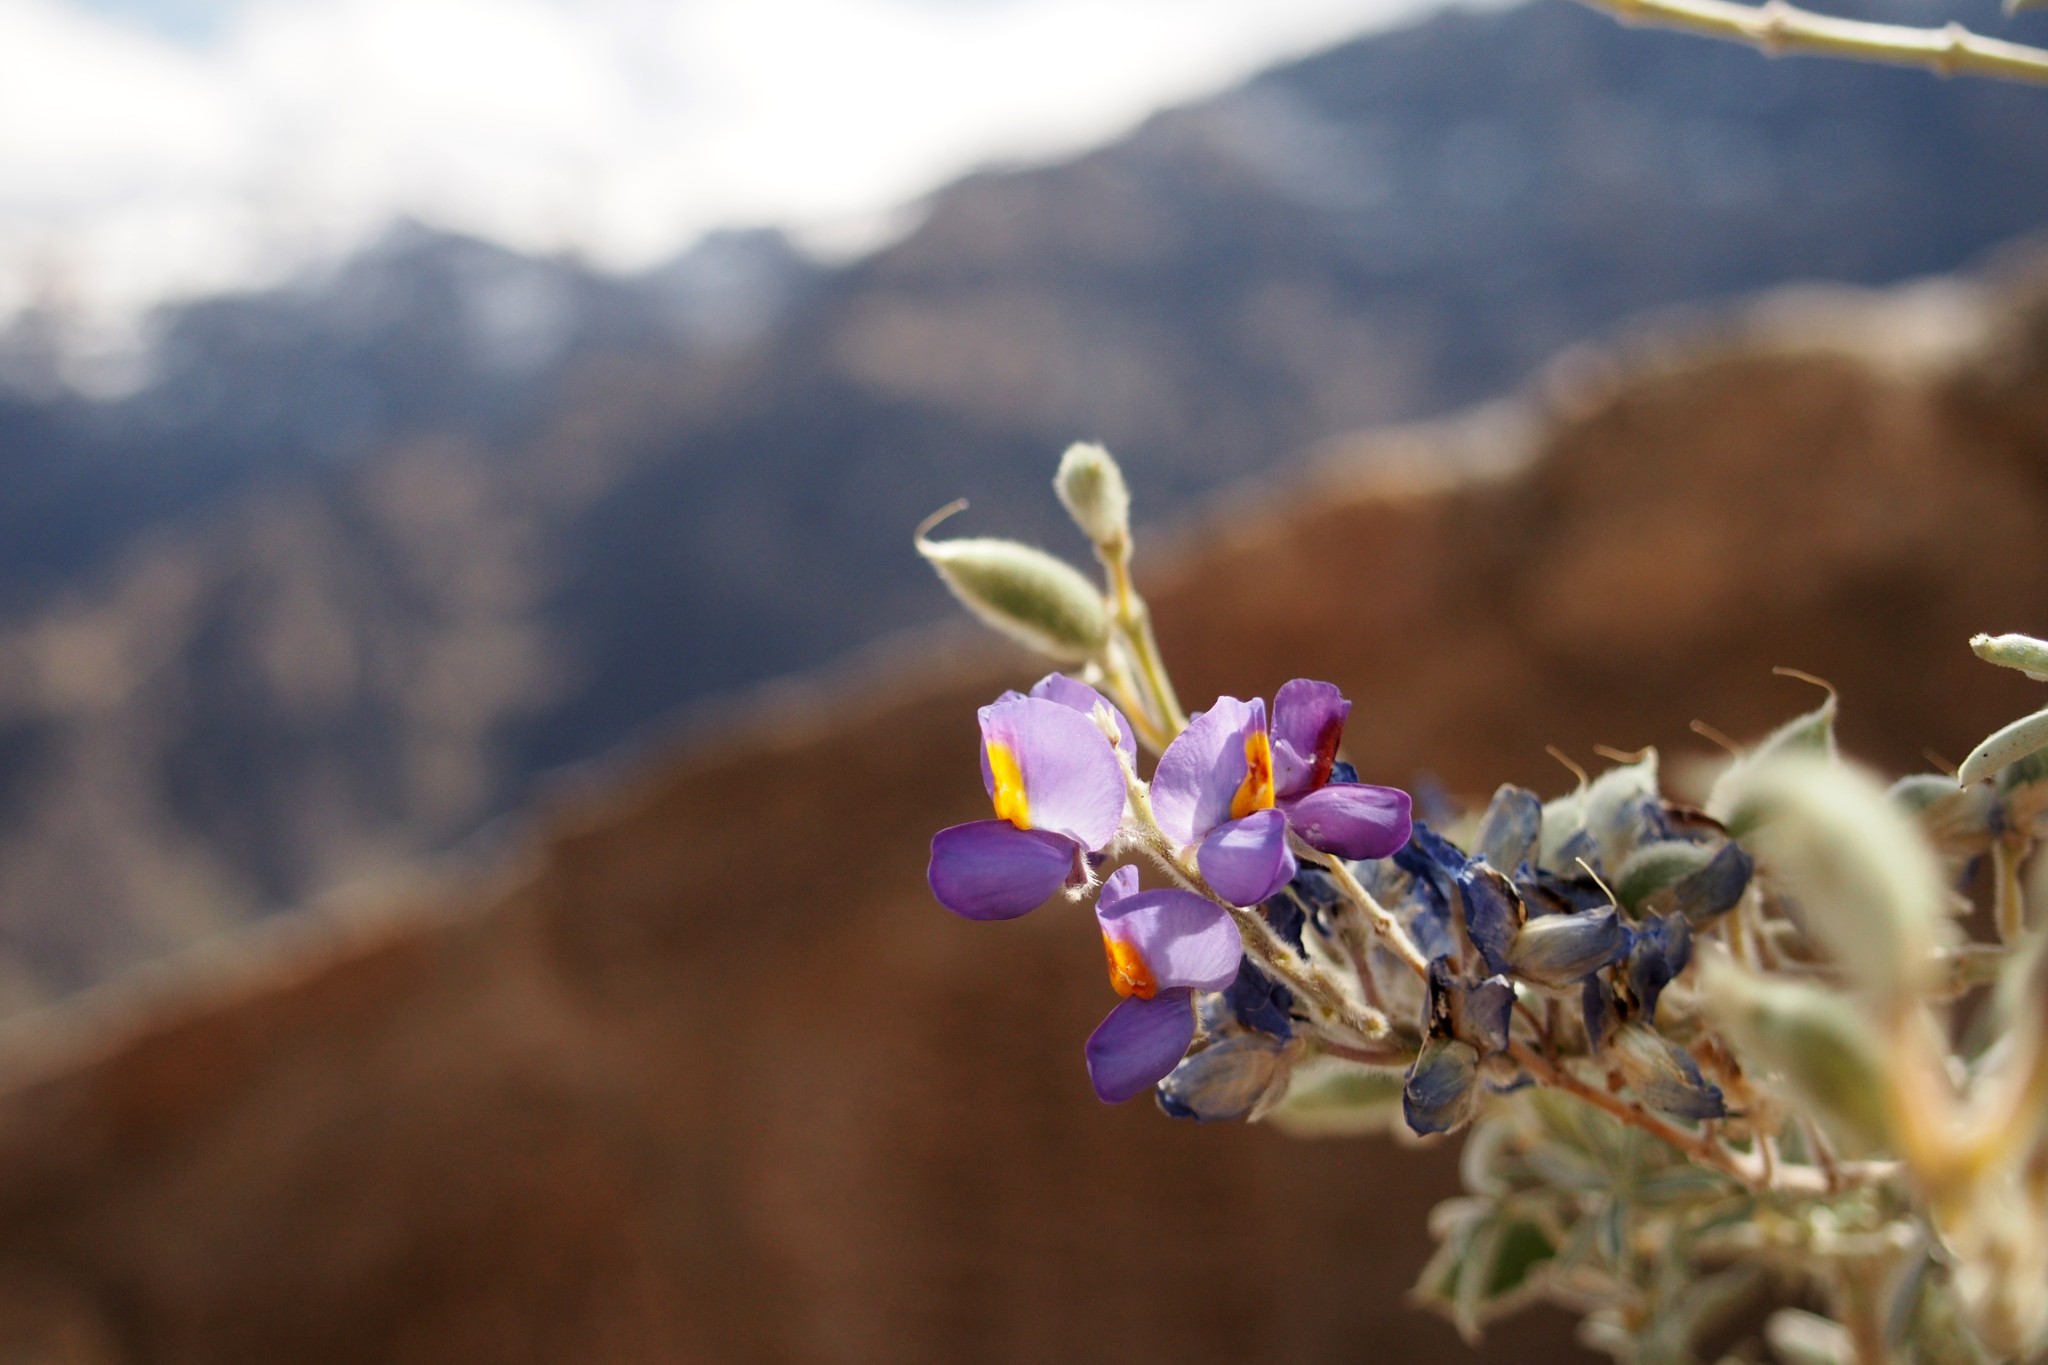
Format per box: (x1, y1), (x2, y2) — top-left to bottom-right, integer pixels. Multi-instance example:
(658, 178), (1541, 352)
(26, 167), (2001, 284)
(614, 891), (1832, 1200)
(1229, 728), (1276, 821)
(1102, 932), (1158, 1000)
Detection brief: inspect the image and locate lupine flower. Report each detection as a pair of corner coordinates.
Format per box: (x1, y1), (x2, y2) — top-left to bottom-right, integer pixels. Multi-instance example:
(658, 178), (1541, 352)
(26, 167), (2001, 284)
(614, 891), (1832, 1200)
(1086, 866), (1244, 1101)
(927, 675), (1133, 920)
(1152, 680), (1412, 906)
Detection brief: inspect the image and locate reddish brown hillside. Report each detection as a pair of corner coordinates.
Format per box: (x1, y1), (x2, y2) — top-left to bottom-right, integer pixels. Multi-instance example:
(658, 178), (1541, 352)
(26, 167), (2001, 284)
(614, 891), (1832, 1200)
(0, 277), (2042, 1361)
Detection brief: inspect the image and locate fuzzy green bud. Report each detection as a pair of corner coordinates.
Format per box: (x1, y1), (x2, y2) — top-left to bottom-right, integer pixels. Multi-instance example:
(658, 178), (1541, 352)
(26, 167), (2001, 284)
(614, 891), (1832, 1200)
(1959, 707), (2048, 789)
(1700, 954), (1895, 1153)
(1726, 755), (1950, 1001)
(916, 508), (1109, 662)
(1971, 632), (2048, 681)
(1053, 442), (1132, 551)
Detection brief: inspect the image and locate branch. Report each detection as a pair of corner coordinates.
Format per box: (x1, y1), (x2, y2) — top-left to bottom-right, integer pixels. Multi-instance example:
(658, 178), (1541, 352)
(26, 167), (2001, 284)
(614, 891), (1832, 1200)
(1571, 0), (2048, 85)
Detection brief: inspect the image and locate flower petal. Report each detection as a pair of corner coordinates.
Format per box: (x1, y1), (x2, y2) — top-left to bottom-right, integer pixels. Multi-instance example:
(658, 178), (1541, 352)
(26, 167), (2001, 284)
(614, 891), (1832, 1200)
(928, 820), (1078, 920)
(1150, 697), (1262, 845)
(1029, 673), (1137, 765)
(1096, 863), (1141, 912)
(977, 695), (1125, 849)
(1096, 887), (1242, 992)
(1197, 809), (1296, 906)
(1086, 991), (1198, 1103)
(1271, 679), (1350, 799)
(1280, 782), (1413, 860)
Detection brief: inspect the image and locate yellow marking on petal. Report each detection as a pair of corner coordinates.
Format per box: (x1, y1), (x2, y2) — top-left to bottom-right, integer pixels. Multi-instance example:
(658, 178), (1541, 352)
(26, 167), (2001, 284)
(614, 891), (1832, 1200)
(987, 739), (1031, 829)
(1230, 728), (1276, 820)
(1102, 933), (1158, 1000)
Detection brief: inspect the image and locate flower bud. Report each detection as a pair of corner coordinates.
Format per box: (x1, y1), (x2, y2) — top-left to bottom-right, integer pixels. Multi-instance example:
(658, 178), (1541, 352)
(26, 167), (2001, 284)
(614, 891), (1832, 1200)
(916, 519), (1110, 663)
(1053, 442), (1131, 550)
(1608, 1025), (1725, 1121)
(1959, 706), (2048, 789)
(1507, 906), (1625, 989)
(1700, 954), (1894, 1153)
(1474, 784), (1541, 872)
(1404, 1036), (1481, 1135)
(1726, 755), (1950, 1001)
(1971, 632), (2048, 681)
(1706, 682), (1838, 833)
(1156, 1033), (1292, 1123)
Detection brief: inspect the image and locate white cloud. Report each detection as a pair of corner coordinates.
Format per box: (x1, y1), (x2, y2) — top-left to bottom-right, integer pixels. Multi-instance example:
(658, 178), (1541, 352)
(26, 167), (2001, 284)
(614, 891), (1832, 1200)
(0, 0), (1437, 343)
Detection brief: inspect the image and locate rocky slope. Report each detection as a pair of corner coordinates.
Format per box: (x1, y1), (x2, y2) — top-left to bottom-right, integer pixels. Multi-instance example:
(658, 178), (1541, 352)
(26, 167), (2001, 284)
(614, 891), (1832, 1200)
(0, 270), (2041, 1359)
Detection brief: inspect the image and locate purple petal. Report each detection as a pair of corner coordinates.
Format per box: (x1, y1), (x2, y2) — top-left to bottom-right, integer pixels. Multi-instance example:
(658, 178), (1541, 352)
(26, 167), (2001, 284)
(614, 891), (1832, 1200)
(928, 820), (1078, 920)
(1029, 673), (1137, 765)
(1279, 782), (1413, 860)
(977, 696), (1125, 850)
(1096, 887), (1242, 992)
(1271, 679), (1350, 799)
(1151, 696), (1263, 845)
(1096, 863), (1141, 912)
(1086, 991), (1197, 1103)
(1196, 809), (1296, 906)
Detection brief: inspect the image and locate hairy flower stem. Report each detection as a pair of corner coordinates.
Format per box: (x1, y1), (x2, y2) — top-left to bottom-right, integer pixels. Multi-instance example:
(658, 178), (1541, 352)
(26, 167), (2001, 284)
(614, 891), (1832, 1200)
(1101, 551), (1186, 741)
(1295, 843), (1432, 978)
(1109, 746), (1389, 1041)
(1571, 0), (2048, 84)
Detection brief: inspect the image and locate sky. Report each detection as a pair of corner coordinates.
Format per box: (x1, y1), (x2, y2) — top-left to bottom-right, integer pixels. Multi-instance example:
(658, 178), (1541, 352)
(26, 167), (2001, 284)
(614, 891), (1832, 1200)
(0, 0), (1442, 350)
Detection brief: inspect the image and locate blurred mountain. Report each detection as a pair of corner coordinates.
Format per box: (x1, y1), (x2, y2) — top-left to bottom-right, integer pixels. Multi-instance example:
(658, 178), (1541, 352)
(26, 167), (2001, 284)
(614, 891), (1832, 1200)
(5, 0), (2048, 1001)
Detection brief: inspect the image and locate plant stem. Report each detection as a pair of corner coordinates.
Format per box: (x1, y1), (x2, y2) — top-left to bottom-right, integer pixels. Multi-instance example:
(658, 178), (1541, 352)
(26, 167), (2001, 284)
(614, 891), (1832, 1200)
(1571, 0), (2048, 85)
(1297, 844), (1433, 978)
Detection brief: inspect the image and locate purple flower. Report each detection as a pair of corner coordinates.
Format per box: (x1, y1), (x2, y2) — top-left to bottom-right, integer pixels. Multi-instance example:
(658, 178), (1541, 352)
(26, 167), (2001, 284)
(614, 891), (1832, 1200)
(1085, 867), (1243, 1102)
(927, 675), (1133, 921)
(1151, 680), (1412, 905)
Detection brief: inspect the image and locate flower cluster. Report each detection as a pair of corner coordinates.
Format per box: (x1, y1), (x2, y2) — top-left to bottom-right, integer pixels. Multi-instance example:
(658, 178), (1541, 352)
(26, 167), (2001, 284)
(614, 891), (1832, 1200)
(917, 444), (2048, 1365)
(927, 670), (1412, 1103)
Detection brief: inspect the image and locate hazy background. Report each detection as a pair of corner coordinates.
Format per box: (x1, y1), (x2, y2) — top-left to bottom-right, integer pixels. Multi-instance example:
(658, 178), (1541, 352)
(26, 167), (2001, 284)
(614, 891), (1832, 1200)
(2, 0), (2047, 1005)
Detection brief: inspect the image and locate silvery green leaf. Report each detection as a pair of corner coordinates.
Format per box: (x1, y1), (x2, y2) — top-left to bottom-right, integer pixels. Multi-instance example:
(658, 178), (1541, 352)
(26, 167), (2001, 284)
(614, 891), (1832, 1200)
(1453, 1215), (1557, 1338)
(1633, 1164), (1739, 1206)
(1767, 1310), (1855, 1365)
(1635, 1265), (1767, 1365)
(1052, 442), (1131, 548)
(1958, 707), (2048, 790)
(1700, 955), (1895, 1153)
(915, 529), (1109, 662)
(1476, 783), (1542, 872)
(1264, 1059), (1404, 1138)
(1725, 755), (1950, 1000)
(1614, 841), (1716, 914)
(1706, 684), (1838, 831)
(1971, 632), (2048, 680)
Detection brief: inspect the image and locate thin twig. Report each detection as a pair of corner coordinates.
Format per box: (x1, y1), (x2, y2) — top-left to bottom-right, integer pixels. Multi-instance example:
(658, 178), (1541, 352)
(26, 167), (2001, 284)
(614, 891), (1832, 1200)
(1296, 843), (1433, 978)
(1572, 0), (2048, 85)
(1509, 1042), (1763, 1189)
